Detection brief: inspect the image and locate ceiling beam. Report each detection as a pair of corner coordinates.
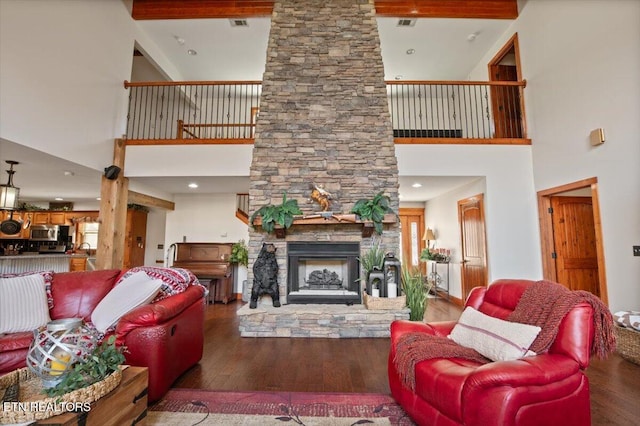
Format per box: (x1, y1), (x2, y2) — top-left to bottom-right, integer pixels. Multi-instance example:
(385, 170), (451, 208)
(128, 190), (176, 211)
(131, 0), (518, 20)
(132, 0), (275, 19)
(375, 1), (518, 19)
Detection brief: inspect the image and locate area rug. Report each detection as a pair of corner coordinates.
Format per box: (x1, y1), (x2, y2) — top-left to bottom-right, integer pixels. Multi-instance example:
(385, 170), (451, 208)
(148, 389), (415, 425)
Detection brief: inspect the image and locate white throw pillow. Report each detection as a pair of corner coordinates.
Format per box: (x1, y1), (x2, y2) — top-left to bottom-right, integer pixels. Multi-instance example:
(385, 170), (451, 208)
(0, 273), (51, 333)
(91, 271), (163, 333)
(449, 306), (541, 362)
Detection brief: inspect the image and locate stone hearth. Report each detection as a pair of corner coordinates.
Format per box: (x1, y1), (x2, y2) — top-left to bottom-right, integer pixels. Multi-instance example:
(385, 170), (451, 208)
(238, 303), (409, 338)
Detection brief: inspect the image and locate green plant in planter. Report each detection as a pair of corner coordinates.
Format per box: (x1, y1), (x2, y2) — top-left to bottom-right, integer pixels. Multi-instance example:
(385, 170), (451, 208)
(44, 335), (126, 397)
(359, 240), (385, 279)
(230, 239), (249, 267)
(350, 191), (395, 235)
(402, 266), (431, 321)
(250, 192), (303, 234)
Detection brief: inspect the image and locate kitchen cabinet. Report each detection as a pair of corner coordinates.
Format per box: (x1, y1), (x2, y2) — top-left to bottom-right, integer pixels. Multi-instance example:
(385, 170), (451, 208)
(123, 209), (148, 269)
(32, 212), (66, 225)
(69, 256), (87, 272)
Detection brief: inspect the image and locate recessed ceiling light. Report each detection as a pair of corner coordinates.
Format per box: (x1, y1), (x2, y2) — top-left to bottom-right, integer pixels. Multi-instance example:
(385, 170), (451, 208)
(63, 170), (74, 176)
(467, 32), (479, 42)
(406, 48), (415, 55)
(411, 183), (422, 188)
(174, 35), (185, 46)
(96, 197), (101, 201)
(394, 75), (403, 80)
(188, 183), (198, 189)
(187, 49), (198, 56)
(54, 197), (63, 201)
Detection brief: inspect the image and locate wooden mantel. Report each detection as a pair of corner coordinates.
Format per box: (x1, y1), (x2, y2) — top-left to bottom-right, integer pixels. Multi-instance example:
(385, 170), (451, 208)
(251, 213), (397, 238)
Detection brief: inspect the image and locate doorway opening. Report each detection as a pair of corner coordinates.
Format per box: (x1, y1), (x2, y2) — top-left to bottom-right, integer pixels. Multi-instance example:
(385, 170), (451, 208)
(537, 177), (608, 304)
(488, 33), (525, 139)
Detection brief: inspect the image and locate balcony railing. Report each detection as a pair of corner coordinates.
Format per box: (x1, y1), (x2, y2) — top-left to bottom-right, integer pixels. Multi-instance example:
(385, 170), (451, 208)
(124, 80), (528, 145)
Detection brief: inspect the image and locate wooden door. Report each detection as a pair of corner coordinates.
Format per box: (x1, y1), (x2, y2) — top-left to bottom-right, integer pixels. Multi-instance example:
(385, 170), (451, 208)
(458, 194), (488, 301)
(490, 64), (522, 138)
(399, 208), (425, 274)
(550, 196), (599, 295)
(123, 209), (147, 269)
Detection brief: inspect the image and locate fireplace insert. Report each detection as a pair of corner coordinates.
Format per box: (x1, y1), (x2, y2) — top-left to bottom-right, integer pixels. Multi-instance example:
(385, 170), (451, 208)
(287, 242), (360, 304)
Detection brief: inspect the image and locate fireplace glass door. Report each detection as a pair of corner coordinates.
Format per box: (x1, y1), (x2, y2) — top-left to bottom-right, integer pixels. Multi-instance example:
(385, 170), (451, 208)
(287, 242), (360, 304)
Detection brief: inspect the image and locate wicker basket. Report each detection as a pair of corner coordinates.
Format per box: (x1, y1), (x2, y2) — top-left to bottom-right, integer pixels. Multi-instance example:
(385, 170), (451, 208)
(615, 325), (640, 365)
(363, 292), (407, 310)
(0, 367), (122, 424)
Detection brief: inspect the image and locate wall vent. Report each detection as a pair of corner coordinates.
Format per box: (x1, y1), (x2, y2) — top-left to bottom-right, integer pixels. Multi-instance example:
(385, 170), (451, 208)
(396, 19), (416, 27)
(230, 19), (249, 27)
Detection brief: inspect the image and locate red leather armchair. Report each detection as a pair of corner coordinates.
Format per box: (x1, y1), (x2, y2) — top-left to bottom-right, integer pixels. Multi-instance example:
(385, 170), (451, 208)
(0, 269), (205, 402)
(388, 279), (595, 426)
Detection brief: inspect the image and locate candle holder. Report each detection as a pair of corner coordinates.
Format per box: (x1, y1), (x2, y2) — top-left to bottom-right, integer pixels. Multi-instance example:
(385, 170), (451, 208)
(26, 318), (97, 388)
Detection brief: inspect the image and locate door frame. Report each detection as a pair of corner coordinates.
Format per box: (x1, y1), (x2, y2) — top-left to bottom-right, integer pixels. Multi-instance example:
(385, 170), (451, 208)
(487, 33), (527, 139)
(537, 177), (608, 304)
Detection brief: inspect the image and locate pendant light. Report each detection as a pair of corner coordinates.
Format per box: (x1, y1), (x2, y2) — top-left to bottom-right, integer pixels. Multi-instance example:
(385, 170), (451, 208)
(0, 160), (20, 210)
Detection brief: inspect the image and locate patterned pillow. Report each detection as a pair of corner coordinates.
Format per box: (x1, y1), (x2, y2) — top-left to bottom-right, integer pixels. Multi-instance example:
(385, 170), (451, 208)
(114, 266), (202, 303)
(449, 307), (541, 362)
(614, 311), (640, 331)
(0, 270), (54, 309)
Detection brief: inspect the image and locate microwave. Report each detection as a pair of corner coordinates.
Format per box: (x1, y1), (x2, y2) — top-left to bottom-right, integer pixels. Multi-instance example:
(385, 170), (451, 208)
(30, 225), (60, 242)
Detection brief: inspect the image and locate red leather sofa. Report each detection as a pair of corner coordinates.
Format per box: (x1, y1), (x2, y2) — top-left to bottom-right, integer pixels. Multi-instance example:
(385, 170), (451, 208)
(0, 269), (205, 402)
(388, 279), (595, 426)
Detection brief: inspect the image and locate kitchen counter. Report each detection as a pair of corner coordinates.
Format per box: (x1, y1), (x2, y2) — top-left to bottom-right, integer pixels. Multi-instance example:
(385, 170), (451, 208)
(0, 253), (87, 274)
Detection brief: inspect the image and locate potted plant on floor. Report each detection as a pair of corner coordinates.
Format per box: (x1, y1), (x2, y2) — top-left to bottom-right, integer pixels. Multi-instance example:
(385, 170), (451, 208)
(250, 192), (302, 238)
(402, 266), (431, 321)
(350, 191), (395, 236)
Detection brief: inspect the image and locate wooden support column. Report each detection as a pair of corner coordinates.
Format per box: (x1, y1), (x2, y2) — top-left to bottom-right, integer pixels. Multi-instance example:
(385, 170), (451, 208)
(96, 139), (128, 270)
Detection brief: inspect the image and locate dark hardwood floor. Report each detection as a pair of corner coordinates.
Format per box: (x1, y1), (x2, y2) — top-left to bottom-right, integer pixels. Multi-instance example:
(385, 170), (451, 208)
(174, 299), (640, 425)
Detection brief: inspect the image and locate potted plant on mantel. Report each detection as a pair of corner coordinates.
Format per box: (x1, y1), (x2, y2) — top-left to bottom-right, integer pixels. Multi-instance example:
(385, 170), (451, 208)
(250, 192), (303, 238)
(350, 191), (396, 237)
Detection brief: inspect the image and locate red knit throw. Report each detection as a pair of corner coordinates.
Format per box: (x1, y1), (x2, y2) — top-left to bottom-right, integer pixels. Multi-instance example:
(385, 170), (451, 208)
(507, 280), (616, 358)
(393, 280), (617, 391)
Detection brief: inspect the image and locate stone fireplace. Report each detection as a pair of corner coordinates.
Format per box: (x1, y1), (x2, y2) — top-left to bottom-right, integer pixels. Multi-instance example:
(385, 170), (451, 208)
(247, 0), (400, 308)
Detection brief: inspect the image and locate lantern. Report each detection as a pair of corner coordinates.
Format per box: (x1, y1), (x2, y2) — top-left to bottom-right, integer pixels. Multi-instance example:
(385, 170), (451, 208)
(383, 252), (402, 298)
(367, 267), (385, 298)
(27, 318), (97, 388)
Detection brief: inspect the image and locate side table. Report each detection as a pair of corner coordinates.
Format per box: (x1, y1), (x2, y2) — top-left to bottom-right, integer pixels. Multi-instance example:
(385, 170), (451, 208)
(36, 366), (149, 426)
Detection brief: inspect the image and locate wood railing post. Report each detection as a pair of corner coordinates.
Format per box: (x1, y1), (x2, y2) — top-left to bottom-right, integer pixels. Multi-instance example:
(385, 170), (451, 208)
(96, 138), (128, 270)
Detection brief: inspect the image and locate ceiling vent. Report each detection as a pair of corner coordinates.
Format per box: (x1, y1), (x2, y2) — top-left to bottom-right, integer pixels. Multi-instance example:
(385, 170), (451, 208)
(230, 19), (249, 27)
(396, 19), (416, 27)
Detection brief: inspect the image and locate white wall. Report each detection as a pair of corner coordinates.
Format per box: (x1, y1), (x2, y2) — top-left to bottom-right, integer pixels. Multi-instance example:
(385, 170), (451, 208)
(468, 0), (640, 311)
(165, 194), (250, 292)
(425, 178), (486, 299)
(0, 0), (183, 172)
(144, 209), (167, 266)
(397, 144), (541, 288)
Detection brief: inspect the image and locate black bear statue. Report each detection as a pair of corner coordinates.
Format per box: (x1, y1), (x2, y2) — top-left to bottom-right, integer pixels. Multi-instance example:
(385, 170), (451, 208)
(250, 243), (280, 309)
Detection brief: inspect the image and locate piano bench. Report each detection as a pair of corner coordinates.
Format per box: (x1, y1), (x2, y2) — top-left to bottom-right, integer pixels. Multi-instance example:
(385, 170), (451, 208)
(200, 279), (218, 304)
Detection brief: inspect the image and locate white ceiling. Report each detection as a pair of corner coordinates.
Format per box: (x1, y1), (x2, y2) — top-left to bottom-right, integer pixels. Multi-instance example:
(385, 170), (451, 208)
(1, 14), (513, 206)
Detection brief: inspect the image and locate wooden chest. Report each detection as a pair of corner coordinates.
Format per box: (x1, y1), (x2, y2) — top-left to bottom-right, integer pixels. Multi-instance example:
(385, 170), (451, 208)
(36, 366), (148, 426)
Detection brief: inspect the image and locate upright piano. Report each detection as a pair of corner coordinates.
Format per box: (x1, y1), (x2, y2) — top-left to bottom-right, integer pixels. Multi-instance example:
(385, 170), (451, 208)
(171, 242), (236, 304)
